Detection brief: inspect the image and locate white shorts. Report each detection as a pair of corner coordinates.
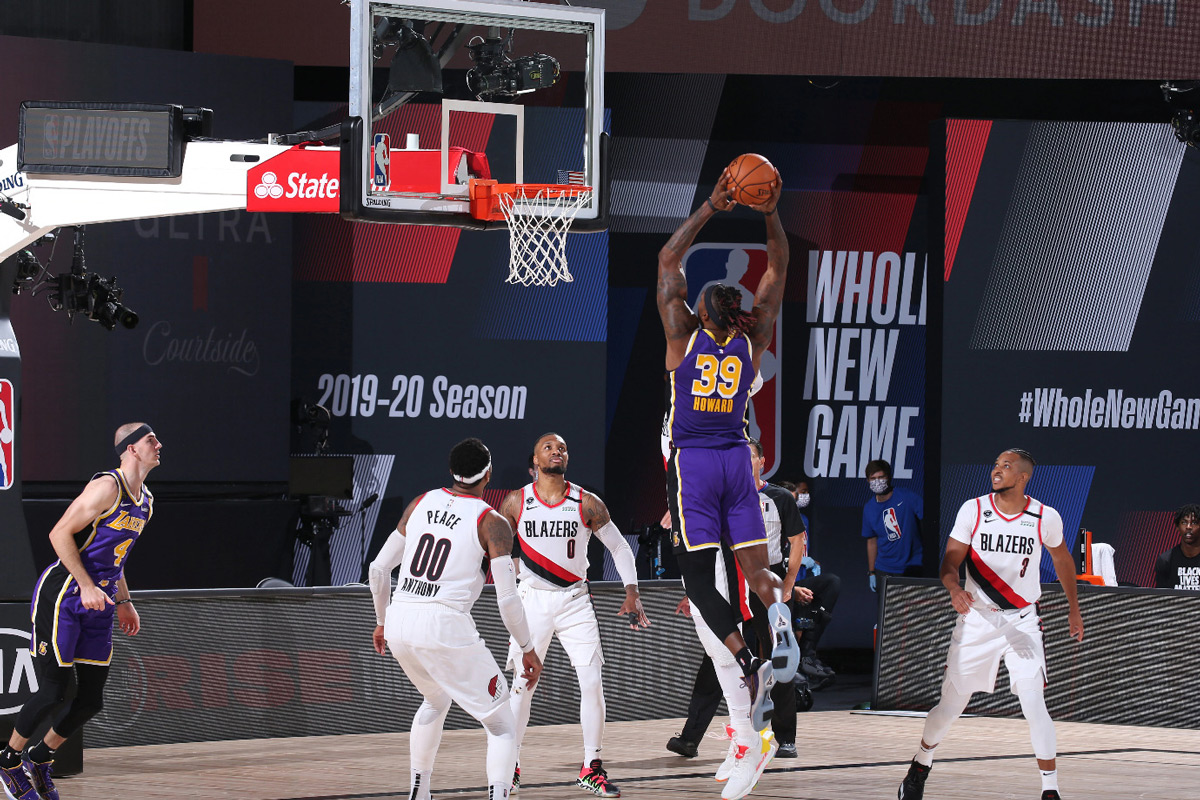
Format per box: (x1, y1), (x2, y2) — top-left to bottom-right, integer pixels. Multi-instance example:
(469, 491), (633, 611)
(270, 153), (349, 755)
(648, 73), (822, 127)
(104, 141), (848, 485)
(386, 601), (510, 719)
(505, 581), (603, 671)
(943, 604), (1047, 696)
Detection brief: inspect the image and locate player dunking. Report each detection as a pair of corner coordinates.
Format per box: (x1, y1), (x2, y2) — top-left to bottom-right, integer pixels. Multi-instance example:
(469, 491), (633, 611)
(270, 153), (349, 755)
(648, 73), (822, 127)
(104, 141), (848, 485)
(0, 423), (160, 800)
(657, 167), (797, 800)
(368, 438), (542, 800)
(499, 433), (650, 798)
(898, 449), (1084, 800)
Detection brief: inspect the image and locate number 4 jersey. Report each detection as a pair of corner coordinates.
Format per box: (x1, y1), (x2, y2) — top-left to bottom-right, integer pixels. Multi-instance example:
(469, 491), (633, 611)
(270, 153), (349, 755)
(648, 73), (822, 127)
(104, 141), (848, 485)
(948, 494), (1064, 609)
(393, 488), (494, 613)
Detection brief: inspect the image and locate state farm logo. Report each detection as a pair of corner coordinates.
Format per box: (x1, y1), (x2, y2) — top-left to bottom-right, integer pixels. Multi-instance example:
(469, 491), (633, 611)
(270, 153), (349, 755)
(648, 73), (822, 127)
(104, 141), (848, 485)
(254, 171), (285, 200)
(0, 628), (38, 714)
(246, 146), (340, 213)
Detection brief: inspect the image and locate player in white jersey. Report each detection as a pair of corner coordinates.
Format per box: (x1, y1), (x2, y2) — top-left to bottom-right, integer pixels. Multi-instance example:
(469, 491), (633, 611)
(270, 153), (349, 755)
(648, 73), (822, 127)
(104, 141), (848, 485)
(498, 433), (650, 798)
(368, 438), (543, 800)
(898, 449), (1083, 800)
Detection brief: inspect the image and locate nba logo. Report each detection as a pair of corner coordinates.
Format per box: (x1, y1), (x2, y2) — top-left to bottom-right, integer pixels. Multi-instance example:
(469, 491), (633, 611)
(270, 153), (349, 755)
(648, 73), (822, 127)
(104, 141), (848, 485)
(372, 133), (390, 189)
(0, 378), (13, 490)
(42, 115), (59, 159)
(883, 508), (902, 542)
(680, 243), (782, 478)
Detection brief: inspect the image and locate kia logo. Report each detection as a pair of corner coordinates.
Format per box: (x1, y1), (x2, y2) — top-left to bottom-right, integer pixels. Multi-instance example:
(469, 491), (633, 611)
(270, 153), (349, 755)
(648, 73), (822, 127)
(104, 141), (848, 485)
(0, 628), (38, 714)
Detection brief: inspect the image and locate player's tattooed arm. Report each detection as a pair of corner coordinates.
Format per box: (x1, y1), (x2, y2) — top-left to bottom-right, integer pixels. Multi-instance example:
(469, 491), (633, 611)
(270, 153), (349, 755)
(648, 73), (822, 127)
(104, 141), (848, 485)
(658, 173), (736, 358)
(581, 491), (612, 529)
(480, 510), (517, 559)
(749, 171), (787, 363)
(498, 489), (524, 532)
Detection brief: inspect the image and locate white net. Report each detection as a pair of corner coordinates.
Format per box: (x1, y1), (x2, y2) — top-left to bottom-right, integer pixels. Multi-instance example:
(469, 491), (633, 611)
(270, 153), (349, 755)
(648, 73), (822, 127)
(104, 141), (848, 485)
(499, 186), (593, 287)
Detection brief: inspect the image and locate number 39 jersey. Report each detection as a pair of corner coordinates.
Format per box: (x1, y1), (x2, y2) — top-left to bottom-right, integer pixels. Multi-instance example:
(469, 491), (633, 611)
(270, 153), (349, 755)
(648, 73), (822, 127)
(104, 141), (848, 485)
(949, 494), (1064, 609)
(667, 328), (755, 449)
(394, 489), (493, 614)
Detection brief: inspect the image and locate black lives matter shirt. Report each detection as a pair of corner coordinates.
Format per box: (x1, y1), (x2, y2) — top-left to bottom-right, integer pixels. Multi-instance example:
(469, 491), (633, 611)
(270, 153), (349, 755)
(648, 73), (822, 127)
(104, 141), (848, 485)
(1154, 545), (1200, 590)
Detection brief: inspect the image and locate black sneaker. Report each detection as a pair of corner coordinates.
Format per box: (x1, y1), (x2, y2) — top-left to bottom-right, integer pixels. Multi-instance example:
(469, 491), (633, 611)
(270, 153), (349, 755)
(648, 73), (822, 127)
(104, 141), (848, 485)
(898, 759), (930, 800)
(1041, 792), (1062, 800)
(666, 735), (698, 758)
(775, 742), (797, 759)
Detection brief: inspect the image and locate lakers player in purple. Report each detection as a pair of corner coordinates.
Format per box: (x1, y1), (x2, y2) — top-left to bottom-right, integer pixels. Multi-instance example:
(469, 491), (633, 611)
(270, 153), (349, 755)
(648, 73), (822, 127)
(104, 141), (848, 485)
(658, 165), (798, 793)
(0, 423), (160, 800)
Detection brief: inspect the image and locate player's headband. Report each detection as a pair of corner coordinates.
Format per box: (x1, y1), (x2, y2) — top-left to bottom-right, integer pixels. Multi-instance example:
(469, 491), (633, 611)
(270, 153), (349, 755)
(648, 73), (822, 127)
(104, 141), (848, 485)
(453, 458), (491, 485)
(115, 424), (154, 457)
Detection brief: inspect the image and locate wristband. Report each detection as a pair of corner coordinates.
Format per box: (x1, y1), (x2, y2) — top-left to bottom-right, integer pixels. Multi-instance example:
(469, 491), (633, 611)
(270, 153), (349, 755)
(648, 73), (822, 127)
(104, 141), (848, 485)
(705, 197), (717, 212)
(764, 207), (778, 216)
(115, 599), (131, 605)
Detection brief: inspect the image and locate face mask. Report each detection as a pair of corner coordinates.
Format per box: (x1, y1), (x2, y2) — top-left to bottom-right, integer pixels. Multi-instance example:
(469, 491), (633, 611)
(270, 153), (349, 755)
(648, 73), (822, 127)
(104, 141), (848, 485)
(869, 478), (890, 495)
(796, 494), (810, 508)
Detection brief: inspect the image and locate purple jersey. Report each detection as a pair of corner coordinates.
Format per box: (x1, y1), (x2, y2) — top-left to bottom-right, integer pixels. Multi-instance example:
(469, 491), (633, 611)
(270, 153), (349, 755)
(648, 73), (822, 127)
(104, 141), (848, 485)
(29, 469), (153, 666)
(667, 328), (755, 449)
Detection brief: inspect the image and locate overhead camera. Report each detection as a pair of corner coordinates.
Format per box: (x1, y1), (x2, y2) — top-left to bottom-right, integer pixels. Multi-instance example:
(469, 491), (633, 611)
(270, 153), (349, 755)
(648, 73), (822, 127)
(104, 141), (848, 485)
(466, 36), (559, 100)
(8, 227), (138, 330)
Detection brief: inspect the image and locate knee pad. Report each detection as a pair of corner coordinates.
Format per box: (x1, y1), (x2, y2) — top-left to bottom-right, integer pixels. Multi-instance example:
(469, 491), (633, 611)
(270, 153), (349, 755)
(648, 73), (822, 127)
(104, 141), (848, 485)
(415, 697), (451, 727)
(478, 702), (516, 739)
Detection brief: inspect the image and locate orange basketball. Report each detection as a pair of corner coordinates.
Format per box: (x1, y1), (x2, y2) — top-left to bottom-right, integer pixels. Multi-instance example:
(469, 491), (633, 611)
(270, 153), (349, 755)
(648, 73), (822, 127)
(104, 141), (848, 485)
(726, 153), (777, 206)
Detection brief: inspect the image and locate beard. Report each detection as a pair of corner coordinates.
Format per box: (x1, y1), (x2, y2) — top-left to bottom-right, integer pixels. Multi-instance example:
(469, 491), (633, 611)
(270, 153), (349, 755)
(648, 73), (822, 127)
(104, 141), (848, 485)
(542, 464), (566, 475)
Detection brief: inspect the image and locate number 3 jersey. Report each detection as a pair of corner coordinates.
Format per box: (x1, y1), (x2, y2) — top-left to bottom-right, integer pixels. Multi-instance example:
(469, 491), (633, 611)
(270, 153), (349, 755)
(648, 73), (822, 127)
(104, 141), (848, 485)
(948, 494), (1064, 609)
(667, 328), (755, 449)
(393, 489), (493, 613)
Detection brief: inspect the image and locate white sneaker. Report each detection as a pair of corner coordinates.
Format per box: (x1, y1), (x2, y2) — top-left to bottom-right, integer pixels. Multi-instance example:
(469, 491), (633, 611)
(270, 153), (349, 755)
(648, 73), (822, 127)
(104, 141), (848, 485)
(720, 730), (777, 800)
(715, 724), (739, 782)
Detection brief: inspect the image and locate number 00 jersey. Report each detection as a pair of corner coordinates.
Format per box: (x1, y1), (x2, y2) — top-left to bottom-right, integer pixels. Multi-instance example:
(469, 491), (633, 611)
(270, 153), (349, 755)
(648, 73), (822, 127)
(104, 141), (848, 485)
(948, 494), (1064, 609)
(392, 489), (493, 614)
(513, 482), (591, 590)
(667, 328), (755, 449)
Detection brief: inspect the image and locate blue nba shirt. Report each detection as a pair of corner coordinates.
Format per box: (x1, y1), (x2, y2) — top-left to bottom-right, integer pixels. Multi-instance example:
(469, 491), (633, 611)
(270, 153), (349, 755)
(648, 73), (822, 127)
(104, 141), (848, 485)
(861, 486), (923, 573)
(667, 328), (755, 449)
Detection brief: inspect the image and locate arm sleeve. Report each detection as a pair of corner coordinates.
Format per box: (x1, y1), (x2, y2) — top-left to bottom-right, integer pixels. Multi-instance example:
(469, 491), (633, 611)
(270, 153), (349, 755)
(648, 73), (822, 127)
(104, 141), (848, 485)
(492, 555), (532, 651)
(368, 530), (406, 626)
(1040, 506), (1064, 548)
(947, 500), (979, 547)
(593, 520), (639, 587)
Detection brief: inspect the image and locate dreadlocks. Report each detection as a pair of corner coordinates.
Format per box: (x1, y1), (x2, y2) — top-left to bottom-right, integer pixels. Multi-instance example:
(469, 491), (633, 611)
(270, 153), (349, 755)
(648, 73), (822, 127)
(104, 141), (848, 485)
(704, 283), (757, 335)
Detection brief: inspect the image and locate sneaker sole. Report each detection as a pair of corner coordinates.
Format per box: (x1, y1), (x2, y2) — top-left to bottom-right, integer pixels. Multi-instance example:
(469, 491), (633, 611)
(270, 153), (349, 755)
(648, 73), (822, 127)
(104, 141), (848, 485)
(749, 663), (776, 732)
(721, 738), (778, 800)
(577, 779), (619, 798)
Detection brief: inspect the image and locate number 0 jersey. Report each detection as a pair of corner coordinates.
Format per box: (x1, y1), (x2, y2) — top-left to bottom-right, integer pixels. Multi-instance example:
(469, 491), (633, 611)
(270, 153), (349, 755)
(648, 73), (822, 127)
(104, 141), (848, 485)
(949, 494), (1064, 609)
(393, 489), (493, 613)
(667, 328), (755, 449)
(513, 482), (591, 590)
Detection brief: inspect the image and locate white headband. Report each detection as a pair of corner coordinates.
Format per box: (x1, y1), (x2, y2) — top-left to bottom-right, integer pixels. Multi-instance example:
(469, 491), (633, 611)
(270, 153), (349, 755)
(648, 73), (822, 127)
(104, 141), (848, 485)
(453, 459), (491, 485)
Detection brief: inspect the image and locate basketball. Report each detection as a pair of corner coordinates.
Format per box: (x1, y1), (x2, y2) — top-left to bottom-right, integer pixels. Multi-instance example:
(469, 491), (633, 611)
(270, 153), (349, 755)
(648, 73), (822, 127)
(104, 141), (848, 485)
(726, 153), (777, 206)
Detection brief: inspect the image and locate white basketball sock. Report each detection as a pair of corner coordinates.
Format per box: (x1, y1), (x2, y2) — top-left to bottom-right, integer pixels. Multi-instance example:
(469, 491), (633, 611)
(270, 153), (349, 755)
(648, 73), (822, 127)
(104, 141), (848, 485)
(914, 741), (937, 767)
(713, 657), (755, 747)
(407, 769), (432, 800)
(1040, 770), (1059, 791)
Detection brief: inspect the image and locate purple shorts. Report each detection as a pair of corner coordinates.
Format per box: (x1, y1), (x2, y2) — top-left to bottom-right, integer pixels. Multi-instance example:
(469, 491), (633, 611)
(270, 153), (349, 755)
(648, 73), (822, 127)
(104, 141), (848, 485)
(31, 566), (116, 666)
(666, 444), (767, 552)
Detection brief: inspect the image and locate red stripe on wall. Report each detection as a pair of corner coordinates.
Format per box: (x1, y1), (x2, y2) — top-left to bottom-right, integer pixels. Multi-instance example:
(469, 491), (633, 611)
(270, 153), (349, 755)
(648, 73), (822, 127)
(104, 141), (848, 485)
(944, 119), (992, 282)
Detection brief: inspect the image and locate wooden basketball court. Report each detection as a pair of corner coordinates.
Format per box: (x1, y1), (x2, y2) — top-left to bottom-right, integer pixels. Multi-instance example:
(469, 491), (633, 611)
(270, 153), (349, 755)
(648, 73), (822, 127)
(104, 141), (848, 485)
(57, 711), (1194, 799)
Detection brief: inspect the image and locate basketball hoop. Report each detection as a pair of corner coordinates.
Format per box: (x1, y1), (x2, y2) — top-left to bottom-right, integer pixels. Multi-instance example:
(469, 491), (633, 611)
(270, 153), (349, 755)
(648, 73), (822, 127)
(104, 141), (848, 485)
(469, 180), (593, 287)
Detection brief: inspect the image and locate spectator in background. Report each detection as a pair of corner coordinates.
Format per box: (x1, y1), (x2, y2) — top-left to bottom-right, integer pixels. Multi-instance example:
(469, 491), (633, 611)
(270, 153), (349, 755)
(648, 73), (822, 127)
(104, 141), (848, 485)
(862, 460), (924, 594)
(1154, 504), (1200, 590)
(784, 477), (841, 687)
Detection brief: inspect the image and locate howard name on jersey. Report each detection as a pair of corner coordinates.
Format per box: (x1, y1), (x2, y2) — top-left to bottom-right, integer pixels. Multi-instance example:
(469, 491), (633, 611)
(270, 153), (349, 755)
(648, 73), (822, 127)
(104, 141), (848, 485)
(950, 494), (1064, 609)
(515, 482), (591, 587)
